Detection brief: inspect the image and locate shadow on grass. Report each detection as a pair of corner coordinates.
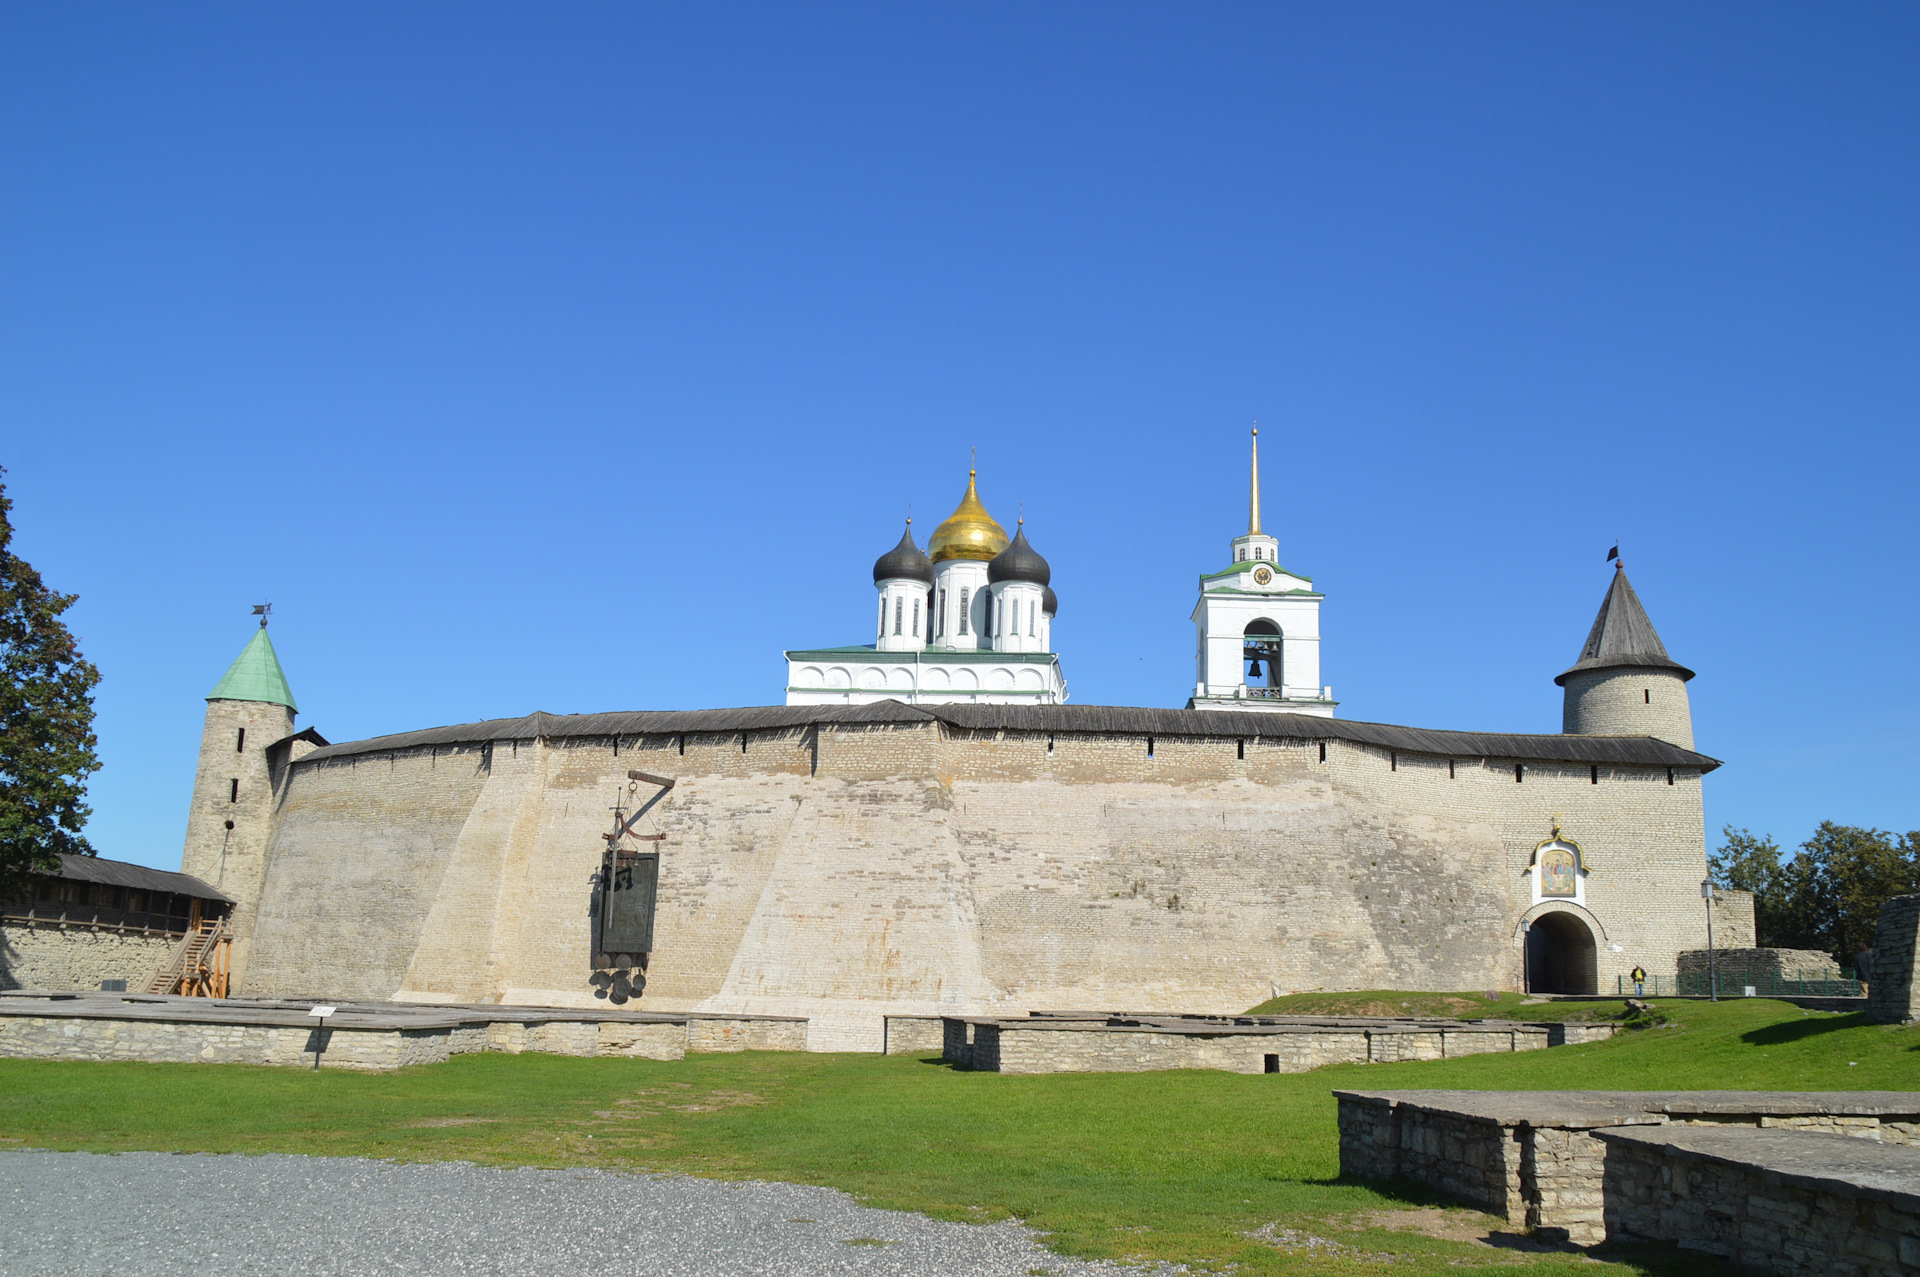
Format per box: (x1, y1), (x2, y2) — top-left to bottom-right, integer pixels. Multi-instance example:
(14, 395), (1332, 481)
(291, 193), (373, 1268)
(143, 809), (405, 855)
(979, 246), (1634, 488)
(1741, 1012), (1868, 1045)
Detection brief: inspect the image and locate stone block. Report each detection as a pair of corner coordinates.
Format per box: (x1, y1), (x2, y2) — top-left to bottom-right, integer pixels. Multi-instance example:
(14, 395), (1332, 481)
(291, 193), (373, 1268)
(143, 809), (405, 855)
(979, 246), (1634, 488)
(1867, 895), (1920, 1025)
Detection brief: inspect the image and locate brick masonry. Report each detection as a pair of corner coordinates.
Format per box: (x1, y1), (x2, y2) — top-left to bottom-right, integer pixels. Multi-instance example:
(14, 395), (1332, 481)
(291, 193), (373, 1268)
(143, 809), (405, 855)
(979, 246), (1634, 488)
(236, 720), (1720, 1051)
(1868, 895), (1920, 1024)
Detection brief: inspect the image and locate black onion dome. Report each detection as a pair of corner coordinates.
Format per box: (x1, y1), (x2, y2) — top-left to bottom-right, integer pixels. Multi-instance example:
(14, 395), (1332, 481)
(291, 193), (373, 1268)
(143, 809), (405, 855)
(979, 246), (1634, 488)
(987, 525), (1050, 586)
(872, 523), (934, 586)
(1042, 585), (1058, 616)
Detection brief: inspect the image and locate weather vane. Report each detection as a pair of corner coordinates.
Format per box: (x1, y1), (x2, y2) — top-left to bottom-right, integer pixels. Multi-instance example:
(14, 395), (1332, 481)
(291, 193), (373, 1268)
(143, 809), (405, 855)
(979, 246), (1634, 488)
(252, 603), (272, 628)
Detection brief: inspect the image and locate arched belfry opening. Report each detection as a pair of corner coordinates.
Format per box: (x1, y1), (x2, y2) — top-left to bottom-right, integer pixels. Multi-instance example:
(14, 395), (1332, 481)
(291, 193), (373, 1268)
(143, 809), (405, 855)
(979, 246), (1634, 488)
(1243, 619), (1282, 691)
(1525, 911), (1598, 995)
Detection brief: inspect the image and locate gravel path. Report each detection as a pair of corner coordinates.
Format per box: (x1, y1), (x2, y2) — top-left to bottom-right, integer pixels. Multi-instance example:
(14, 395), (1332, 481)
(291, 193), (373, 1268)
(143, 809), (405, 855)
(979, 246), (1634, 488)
(0, 1150), (1140, 1276)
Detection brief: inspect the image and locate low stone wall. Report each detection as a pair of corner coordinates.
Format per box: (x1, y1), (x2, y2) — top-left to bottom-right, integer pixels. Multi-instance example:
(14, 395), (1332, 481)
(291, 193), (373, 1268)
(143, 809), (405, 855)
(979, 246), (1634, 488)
(1678, 947), (1841, 980)
(0, 924), (182, 992)
(0, 992), (808, 1070)
(488, 1019), (604, 1057)
(0, 1012), (459, 1070)
(1598, 1125), (1920, 1275)
(949, 1016), (1585, 1076)
(882, 1015), (946, 1055)
(1338, 1090), (1920, 1248)
(1339, 1093), (1525, 1221)
(688, 1015), (808, 1053)
(1335, 1090), (1662, 1242)
(1868, 894), (1919, 1025)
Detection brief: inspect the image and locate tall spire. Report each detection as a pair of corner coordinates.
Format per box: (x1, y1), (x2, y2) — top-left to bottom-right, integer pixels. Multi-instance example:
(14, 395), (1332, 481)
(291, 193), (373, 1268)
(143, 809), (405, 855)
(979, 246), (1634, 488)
(207, 627), (299, 711)
(1249, 426), (1262, 534)
(1554, 567), (1694, 686)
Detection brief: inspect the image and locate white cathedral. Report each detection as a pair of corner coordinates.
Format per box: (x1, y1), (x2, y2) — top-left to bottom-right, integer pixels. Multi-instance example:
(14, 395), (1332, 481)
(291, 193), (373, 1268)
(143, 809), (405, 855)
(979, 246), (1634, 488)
(784, 431), (1335, 713)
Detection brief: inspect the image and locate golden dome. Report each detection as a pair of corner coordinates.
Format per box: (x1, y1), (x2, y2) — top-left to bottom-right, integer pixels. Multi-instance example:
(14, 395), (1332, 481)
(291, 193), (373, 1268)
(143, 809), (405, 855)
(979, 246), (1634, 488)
(927, 470), (1009, 563)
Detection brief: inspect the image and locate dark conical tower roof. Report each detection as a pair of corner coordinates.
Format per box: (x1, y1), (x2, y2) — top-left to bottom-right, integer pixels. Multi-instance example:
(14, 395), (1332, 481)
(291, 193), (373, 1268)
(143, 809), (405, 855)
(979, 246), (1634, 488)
(1554, 565), (1694, 685)
(872, 523), (934, 586)
(987, 524), (1050, 586)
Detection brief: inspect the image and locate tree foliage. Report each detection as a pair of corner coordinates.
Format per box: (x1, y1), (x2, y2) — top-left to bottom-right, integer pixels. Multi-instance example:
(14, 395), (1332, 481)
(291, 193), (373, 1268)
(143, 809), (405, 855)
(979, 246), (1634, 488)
(1711, 822), (1920, 964)
(0, 467), (101, 899)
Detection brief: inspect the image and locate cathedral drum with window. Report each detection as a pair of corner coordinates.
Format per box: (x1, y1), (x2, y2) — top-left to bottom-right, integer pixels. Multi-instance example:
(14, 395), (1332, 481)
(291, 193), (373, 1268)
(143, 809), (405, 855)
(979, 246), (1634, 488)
(170, 440), (1745, 1051)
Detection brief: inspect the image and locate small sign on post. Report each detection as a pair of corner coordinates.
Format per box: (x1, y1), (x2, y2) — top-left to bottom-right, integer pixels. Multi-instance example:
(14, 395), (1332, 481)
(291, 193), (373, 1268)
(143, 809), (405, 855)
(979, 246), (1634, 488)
(308, 1005), (337, 1070)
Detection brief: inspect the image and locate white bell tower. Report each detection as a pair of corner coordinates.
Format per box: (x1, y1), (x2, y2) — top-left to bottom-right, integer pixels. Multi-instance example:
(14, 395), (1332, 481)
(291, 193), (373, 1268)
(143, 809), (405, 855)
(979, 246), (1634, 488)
(1187, 429), (1337, 716)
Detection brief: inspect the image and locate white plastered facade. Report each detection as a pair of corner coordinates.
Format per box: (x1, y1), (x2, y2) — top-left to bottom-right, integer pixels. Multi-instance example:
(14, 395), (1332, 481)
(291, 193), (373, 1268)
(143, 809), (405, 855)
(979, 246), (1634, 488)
(786, 508), (1065, 706)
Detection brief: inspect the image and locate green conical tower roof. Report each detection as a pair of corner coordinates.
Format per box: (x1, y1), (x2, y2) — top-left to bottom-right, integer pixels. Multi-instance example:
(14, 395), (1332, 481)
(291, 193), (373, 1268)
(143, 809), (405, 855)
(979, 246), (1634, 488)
(207, 628), (298, 711)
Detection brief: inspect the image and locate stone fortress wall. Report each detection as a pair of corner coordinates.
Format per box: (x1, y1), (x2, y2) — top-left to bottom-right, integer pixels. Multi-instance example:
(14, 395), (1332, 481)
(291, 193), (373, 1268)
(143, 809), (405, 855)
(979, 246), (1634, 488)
(238, 705), (1724, 1052)
(0, 925), (181, 992)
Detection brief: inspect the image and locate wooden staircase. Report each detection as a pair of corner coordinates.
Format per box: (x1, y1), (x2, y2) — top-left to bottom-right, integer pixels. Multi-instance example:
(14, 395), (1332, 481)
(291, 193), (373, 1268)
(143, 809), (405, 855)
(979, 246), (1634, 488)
(145, 919), (231, 997)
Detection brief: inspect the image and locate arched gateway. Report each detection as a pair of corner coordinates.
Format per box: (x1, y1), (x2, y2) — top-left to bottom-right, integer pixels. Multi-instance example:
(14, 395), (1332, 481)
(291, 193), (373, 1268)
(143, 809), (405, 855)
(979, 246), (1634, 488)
(1527, 910), (1599, 995)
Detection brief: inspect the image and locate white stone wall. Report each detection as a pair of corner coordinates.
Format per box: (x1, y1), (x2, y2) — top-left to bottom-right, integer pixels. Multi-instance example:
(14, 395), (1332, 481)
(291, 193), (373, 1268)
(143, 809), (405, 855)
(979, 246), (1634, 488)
(1190, 561), (1334, 714)
(873, 577), (930, 652)
(236, 719), (1713, 1051)
(0, 925), (181, 992)
(932, 559), (990, 649)
(786, 654), (1064, 705)
(988, 580), (1048, 654)
(1561, 667), (1694, 750)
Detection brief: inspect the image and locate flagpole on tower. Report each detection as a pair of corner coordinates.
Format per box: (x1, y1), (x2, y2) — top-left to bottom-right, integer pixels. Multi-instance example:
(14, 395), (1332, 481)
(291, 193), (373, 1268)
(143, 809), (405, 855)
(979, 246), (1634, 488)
(1249, 425), (1261, 535)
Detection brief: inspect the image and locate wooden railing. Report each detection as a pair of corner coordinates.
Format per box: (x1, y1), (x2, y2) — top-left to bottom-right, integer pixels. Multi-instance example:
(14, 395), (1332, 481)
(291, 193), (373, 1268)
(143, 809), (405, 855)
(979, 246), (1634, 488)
(143, 919), (231, 998)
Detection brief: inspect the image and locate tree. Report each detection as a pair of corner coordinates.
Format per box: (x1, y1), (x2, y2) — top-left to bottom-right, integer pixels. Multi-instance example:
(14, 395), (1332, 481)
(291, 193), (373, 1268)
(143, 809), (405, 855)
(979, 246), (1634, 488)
(1709, 826), (1791, 945)
(1711, 822), (1920, 965)
(1797, 822), (1919, 962)
(0, 467), (101, 900)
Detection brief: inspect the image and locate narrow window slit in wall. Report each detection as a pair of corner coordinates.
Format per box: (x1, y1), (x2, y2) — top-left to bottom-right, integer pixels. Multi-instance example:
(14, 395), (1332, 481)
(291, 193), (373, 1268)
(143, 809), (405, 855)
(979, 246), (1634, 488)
(1146, 737), (1155, 759)
(1644, 689), (1651, 704)
(1590, 764), (1599, 784)
(1047, 735), (1054, 755)
(1236, 740), (1244, 760)
(1448, 760), (1456, 779)
(1514, 764), (1524, 783)
(1667, 767), (1675, 785)
(1390, 752), (1397, 771)
(677, 734), (686, 756)
(235, 728), (245, 752)
(228, 778), (238, 803)
(1318, 741), (1327, 763)
(741, 733), (749, 754)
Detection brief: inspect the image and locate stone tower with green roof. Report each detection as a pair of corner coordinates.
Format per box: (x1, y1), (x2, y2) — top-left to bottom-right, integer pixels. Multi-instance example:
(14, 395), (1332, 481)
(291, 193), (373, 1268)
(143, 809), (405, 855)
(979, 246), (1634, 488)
(179, 621), (318, 988)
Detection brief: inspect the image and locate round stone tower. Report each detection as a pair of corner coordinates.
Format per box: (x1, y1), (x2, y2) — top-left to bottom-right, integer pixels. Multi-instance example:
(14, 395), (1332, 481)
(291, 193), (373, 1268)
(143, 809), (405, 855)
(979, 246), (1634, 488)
(1556, 563), (1695, 749)
(179, 620), (301, 987)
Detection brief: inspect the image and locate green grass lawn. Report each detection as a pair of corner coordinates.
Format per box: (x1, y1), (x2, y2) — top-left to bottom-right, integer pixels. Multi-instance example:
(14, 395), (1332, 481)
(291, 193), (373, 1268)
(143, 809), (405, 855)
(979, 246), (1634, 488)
(2, 998), (1914, 1275)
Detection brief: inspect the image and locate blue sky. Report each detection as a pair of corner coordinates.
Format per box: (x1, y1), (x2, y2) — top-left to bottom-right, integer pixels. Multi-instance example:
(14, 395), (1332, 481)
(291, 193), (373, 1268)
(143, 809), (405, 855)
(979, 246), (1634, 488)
(2, 4), (1914, 871)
